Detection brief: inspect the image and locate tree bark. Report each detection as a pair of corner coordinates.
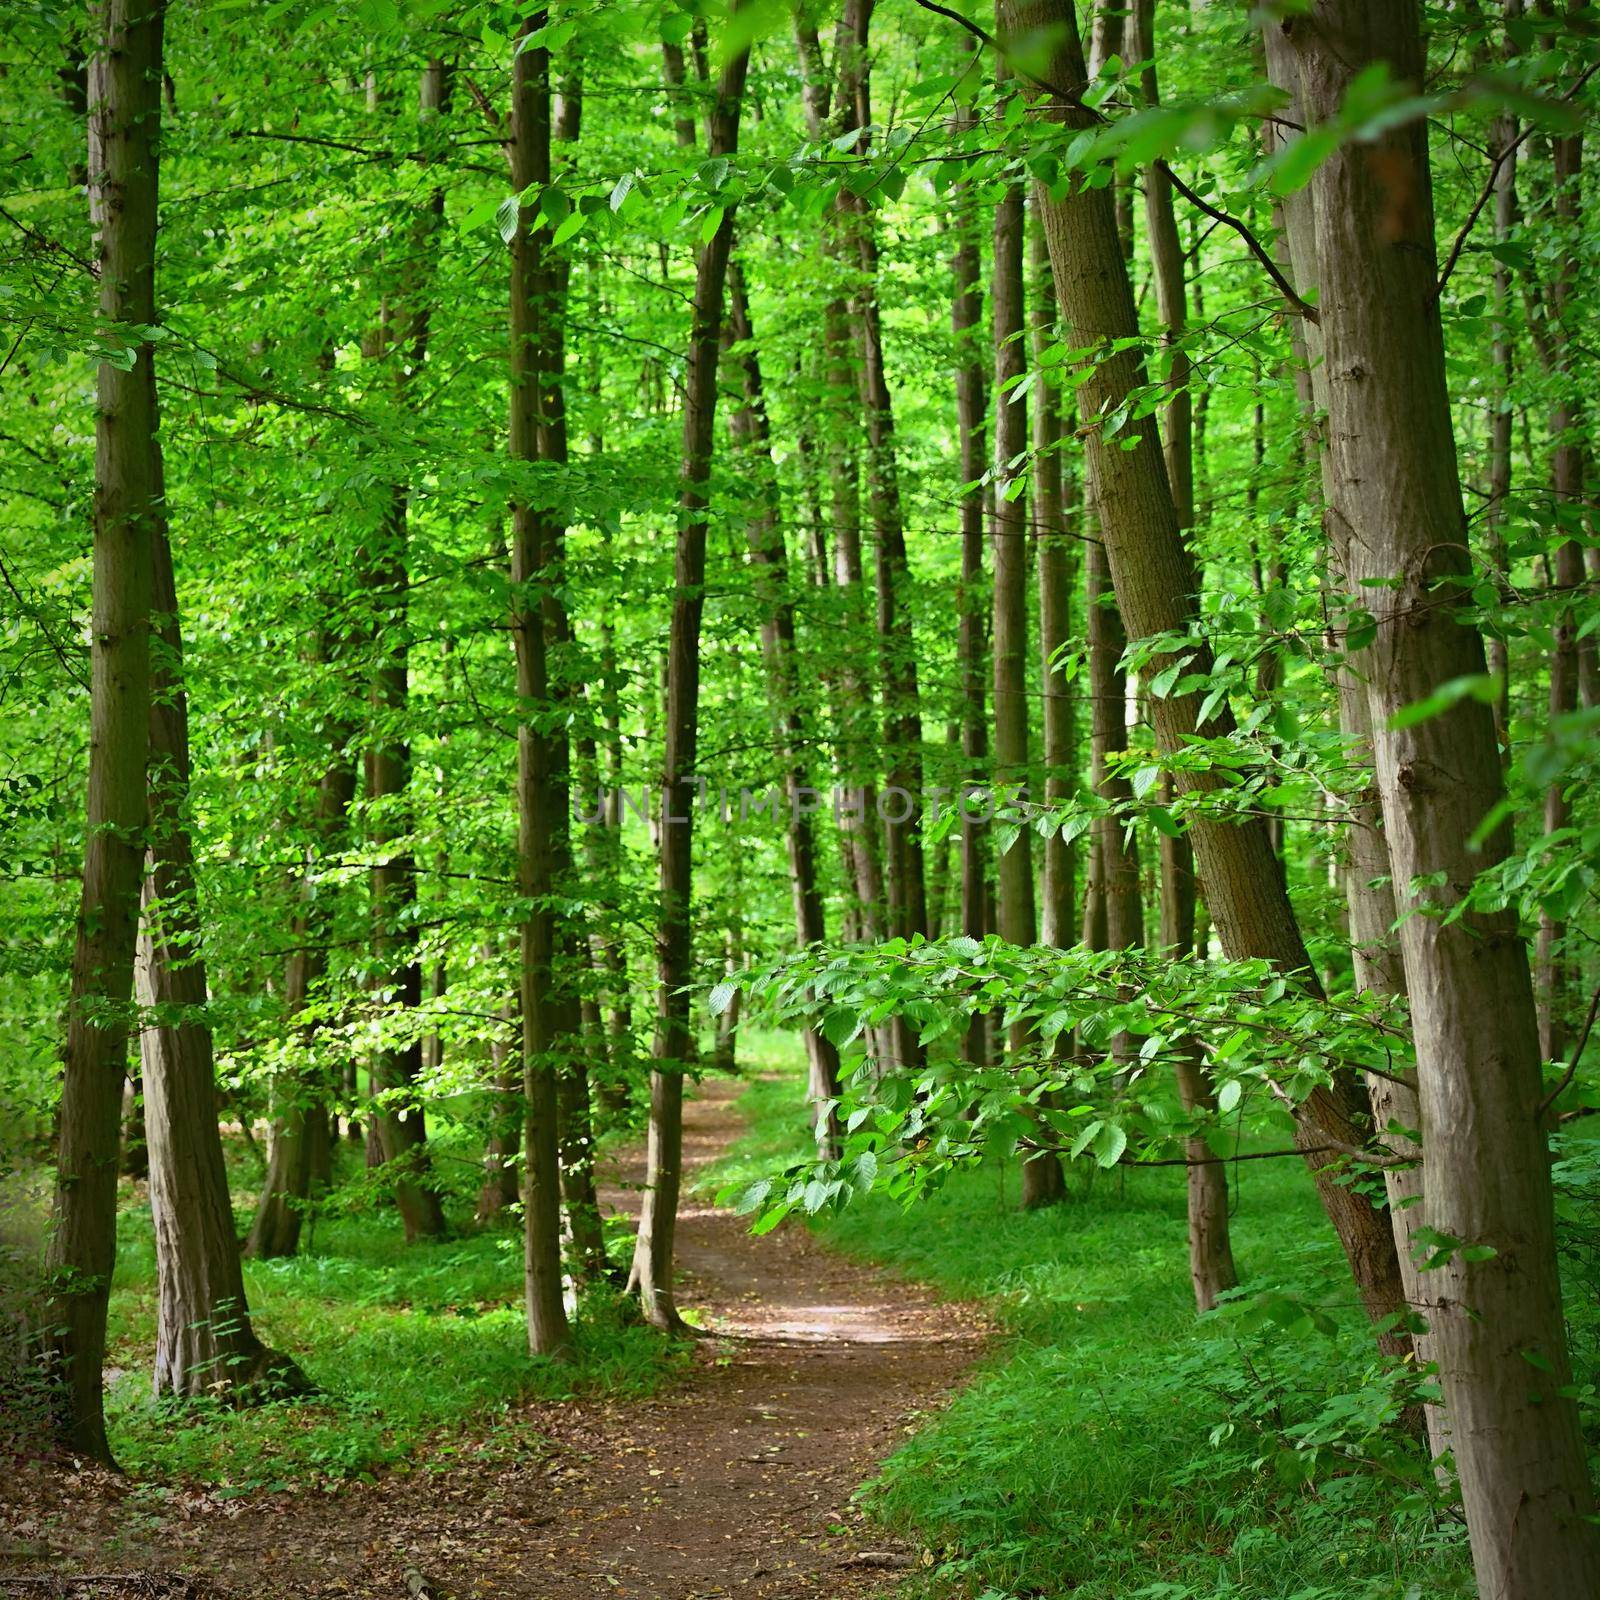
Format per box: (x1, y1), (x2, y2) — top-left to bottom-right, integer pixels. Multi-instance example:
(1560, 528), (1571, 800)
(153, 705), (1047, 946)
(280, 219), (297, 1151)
(139, 507), (308, 1399)
(993, 135), (1062, 1209)
(1159, 809), (1238, 1313)
(628, 40), (750, 1331)
(951, 93), (993, 1075)
(1287, 3), (1599, 1590)
(41, 0), (165, 1462)
(1260, 16), (1440, 1432)
(1129, 0), (1193, 531)
(1004, 0), (1409, 1351)
(508, 21), (572, 1354)
(838, 0), (928, 965)
(1535, 123), (1585, 1060)
(1031, 225), (1077, 954)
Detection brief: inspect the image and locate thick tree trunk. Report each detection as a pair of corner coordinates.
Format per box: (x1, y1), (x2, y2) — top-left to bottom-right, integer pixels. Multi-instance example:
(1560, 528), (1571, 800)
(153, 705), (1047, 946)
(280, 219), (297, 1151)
(508, 23), (572, 1354)
(726, 264), (844, 1158)
(41, 0), (165, 1461)
(140, 520), (307, 1400)
(628, 42), (749, 1331)
(1260, 19), (1440, 1438)
(1005, 0), (1409, 1351)
(1288, 3), (1599, 1590)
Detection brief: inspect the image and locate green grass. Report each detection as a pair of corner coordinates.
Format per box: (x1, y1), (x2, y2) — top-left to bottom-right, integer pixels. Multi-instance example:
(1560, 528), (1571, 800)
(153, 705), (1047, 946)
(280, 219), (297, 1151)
(703, 1056), (1476, 1600)
(103, 1135), (686, 1491)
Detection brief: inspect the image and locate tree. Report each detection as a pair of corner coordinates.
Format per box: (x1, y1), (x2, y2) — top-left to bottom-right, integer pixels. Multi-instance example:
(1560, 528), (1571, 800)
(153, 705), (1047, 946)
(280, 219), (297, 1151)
(40, 0), (166, 1463)
(1001, 0), (1410, 1350)
(628, 38), (751, 1331)
(364, 63), (451, 1246)
(1288, 1), (1599, 1588)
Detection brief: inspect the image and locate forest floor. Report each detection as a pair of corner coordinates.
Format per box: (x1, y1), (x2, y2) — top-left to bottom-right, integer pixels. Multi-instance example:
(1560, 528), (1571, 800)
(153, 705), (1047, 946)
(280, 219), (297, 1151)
(3, 1075), (986, 1600)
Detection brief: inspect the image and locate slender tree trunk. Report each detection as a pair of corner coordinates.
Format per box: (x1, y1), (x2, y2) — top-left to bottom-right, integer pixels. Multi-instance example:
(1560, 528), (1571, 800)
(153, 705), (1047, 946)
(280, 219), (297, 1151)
(1536, 124), (1585, 1060)
(628, 42), (750, 1331)
(365, 64), (450, 1246)
(476, 990), (522, 1222)
(993, 138), (1061, 1209)
(951, 96), (993, 1075)
(508, 22), (572, 1354)
(794, 17), (887, 994)
(1006, 0), (1409, 1351)
(1485, 24), (1518, 754)
(1159, 806), (1237, 1313)
(1289, 4), (1599, 1590)
(537, 72), (607, 1289)
(839, 0), (928, 965)
(1031, 225), (1077, 954)
(41, 0), (165, 1461)
(727, 263), (844, 1157)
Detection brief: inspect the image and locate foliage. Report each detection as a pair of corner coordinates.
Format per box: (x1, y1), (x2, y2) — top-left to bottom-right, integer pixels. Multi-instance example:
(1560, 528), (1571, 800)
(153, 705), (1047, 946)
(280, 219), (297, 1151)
(706, 1066), (1474, 1600)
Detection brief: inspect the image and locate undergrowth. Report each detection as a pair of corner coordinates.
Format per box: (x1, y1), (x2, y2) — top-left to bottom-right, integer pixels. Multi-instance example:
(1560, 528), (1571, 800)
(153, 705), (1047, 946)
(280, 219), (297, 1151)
(702, 1061), (1478, 1600)
(103, 1125), (686, 1491)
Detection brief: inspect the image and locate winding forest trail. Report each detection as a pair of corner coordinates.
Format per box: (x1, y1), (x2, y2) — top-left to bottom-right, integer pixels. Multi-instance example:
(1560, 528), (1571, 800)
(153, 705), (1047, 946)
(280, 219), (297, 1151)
(6, 1076), (984, 1599)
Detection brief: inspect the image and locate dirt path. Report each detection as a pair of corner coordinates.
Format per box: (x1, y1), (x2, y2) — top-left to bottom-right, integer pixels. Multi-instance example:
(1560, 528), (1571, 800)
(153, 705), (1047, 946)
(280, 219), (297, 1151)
(5, 1077), (984, 1599)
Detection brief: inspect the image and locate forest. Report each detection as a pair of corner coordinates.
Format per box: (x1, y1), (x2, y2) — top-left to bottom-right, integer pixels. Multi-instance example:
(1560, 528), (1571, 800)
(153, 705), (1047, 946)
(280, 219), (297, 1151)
(2, 0), (1599, 1596)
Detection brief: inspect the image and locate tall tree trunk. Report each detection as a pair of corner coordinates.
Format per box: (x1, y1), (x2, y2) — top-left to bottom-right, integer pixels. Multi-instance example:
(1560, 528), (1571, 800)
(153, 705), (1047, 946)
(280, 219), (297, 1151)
(539, 72), (607, 1289)
(1031, 225), (1077, 954)
(1535, 123), (1585, 1060)
(508, 21), (573, 1355)
(1485, 18), (1518, 755)
(794, 18), (890, 1064)
(628, 41), (750, 1331)
(1289, 3), (1599, 1590)
(839, 0), (928, 965)
(1260, 18), (1441, 1443)
(951, 168), (993, 1072)
(1005, 0), (1409, 1353)
(993, 133), (1062, 1209)
(365, 63), (450, 1246)
(727, 263), (844, 1158)
(1129, 0), (1192, 532)
(41, 0), (164, 1461)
